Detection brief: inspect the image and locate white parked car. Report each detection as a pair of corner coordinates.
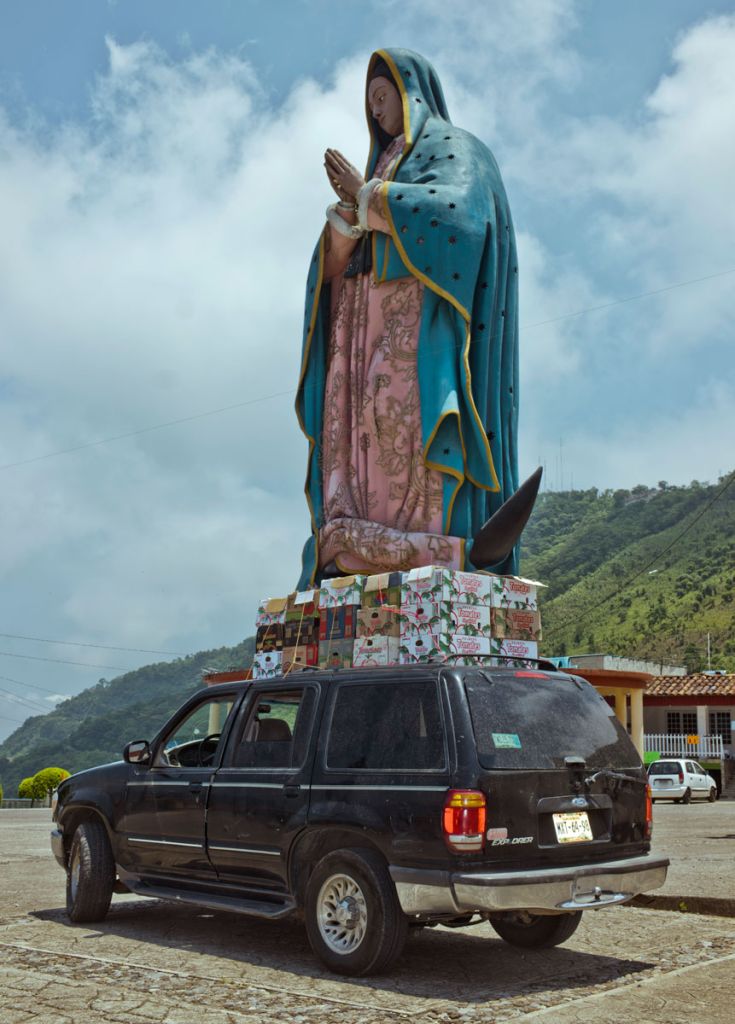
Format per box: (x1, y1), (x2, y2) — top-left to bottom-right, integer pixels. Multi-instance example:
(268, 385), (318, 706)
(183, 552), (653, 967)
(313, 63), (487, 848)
(648, 758), (718, 804)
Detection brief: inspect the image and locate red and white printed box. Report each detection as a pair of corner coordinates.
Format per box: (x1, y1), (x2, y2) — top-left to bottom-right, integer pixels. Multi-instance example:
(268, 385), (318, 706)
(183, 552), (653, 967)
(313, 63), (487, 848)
(401, 566), (492, 606)
(252, 651), (283, 679)
(318, 575), (367, 608)
(255, 596), (288, 627)
(487, 575), (544, 611)
(399, 600), (491, 637)
(353, 635), (400, 666)
(398, 633), (491, 663)
(489, 638), (539, 660)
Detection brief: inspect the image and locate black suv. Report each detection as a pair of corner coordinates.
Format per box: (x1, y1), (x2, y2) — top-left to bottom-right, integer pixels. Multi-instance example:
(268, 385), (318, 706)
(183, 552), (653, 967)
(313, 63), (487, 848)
(51, 664), (668, 975)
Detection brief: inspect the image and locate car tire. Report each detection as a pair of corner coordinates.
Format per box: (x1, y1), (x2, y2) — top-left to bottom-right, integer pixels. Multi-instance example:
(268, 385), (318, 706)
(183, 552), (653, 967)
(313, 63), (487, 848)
(66, 820), (115, 923)
(490, 910), (582, 949)
(708, 787), (717, 803)
(304, 847), (408, 976)
(681, 787), (692, 805)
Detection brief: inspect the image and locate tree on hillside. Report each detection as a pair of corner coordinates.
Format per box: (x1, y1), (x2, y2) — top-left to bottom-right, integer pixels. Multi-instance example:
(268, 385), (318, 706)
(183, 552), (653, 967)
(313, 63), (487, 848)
(33, 767), (70, 799)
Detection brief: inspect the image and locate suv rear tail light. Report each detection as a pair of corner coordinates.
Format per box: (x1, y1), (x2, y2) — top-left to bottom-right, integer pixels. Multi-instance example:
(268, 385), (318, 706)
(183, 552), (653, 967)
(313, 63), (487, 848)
(443, 789), (486, 852)
(678, 769), (684, 783)
(645, 783), (653, 840)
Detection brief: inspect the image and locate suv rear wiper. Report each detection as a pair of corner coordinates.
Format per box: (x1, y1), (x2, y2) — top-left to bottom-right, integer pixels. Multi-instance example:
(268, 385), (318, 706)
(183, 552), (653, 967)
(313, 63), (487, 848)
(584, 768), (647, 789)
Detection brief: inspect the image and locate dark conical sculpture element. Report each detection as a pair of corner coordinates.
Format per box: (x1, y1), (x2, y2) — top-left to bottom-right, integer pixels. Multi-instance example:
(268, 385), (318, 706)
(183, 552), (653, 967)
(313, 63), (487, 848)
(471, 467), (543, 569)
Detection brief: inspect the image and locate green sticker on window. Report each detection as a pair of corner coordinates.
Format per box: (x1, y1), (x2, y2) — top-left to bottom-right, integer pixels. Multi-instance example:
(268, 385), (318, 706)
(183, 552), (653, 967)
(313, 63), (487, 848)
(492, 732), (521, 749)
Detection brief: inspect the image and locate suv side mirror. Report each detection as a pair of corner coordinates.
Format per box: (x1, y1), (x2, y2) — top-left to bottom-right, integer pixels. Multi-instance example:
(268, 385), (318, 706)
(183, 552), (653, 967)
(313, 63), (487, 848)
(124, 739), (151, 765)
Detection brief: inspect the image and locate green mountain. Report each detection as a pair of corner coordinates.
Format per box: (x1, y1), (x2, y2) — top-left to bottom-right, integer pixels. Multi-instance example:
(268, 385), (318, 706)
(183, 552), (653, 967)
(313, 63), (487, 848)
(521, 475), (735, 672)
(2, 474), (733, 799)
(0, 638), (253, 798)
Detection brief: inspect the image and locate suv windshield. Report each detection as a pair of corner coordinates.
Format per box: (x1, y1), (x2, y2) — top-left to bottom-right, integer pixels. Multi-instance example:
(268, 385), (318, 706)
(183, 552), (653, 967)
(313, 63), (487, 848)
(464, 672), (639, 770)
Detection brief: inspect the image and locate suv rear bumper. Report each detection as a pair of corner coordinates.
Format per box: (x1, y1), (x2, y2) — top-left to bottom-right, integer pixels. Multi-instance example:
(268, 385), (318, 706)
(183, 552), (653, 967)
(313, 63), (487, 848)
(390, 854), (669, 916)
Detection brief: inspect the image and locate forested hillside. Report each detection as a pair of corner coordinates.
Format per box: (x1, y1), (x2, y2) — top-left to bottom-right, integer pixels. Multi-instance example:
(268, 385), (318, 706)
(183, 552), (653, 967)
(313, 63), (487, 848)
(2, 474), (733, 799)
(0, 638), (253, 797)
(521, 475), (735, 672)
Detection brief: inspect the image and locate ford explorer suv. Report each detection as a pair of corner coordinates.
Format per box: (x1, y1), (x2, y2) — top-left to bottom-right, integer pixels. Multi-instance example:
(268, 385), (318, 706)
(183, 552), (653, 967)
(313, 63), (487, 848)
(51, 664), (668, 975)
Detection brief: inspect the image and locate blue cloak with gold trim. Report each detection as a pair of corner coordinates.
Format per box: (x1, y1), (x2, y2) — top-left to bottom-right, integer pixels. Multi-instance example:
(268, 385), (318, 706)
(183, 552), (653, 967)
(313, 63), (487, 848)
(296, 48), (519, 588)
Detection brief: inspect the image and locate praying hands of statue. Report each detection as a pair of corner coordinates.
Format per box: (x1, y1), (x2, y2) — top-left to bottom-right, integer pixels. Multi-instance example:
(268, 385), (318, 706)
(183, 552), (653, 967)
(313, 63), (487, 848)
(324, 149), (366, 204)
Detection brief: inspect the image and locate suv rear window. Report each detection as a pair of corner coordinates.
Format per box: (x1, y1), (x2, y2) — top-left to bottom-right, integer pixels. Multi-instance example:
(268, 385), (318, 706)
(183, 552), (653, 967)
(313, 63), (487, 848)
(648, 761), (681, 774)
(326, 681), (445, 771)
(465, 672), (638, 770)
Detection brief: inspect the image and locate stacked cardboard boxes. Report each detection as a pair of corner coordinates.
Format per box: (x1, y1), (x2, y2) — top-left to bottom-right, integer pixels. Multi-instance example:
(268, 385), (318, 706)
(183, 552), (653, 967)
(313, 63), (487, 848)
(252, 567), (544, 676)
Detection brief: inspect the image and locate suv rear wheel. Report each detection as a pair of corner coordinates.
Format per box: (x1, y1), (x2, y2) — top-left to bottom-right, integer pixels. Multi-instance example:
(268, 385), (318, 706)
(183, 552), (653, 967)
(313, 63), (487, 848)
(66, 820), (115, 923)
(681, 787), (692, 805)
(304, 848), (408, 975)
(490, 910), (582, 948)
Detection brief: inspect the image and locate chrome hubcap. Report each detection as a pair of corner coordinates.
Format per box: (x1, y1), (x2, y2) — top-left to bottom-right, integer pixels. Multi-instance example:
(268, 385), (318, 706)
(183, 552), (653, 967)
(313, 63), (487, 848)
(316, 873), (367, 955)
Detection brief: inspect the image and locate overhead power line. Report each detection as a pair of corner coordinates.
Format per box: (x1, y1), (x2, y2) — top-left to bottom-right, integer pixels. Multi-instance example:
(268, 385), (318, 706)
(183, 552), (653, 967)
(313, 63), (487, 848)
(1, 265), (733, 474)
(0, 672), (69, 697)
(543, 470), (735, 640)
(0, 632), (185, 657)
(0, 685), (50, 716)
(0, 650), (131, 671)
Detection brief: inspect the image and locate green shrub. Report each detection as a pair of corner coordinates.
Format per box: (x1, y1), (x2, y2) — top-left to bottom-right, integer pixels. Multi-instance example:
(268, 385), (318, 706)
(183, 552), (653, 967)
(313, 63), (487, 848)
(32, 767), (71, 800)
(18, 776), (45, 804)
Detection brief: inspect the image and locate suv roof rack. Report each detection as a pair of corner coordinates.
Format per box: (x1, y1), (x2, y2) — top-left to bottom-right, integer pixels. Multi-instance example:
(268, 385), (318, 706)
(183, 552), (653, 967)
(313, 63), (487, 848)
(443, 654), (560, 672)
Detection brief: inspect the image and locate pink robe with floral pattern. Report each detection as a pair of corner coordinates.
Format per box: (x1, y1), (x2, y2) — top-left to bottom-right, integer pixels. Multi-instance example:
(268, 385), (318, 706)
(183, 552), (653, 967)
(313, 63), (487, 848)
(319, 136), (463, 574)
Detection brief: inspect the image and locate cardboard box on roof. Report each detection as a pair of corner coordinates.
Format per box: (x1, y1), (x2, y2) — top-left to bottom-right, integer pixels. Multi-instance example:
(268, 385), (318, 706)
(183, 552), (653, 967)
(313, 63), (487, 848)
(252, 650), (283, 679)
(400, 600), (491, 637)
(487, 575), (544, 611)
(255, 596), (288, 627)
(490, 607), (542, 641)
(286, 588), (321, 611)
(256, 623), (284, 653)
(401, 566), (492, 606)
(353, 635), (400, 666)
(282, 643), (318, 673)
(357, 606), (400, 638)
(283, 617), (319, 648)
(399, 633), (492, 663)
(489, 638), (539, 660)
(362, 571), (403, 609)
(319, 575), (367, 608)
(319, 605), (358, 642)
(319, 638), (354, 669)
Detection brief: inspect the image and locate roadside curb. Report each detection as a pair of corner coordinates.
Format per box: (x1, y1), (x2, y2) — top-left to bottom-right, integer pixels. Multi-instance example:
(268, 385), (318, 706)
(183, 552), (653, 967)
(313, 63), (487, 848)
(629, 894), (735, 918)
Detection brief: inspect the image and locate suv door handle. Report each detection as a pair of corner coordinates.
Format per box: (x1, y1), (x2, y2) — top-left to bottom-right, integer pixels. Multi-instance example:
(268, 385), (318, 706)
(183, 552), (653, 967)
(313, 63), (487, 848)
(189, 782), (203, 794)
(284, 784), (301, 798)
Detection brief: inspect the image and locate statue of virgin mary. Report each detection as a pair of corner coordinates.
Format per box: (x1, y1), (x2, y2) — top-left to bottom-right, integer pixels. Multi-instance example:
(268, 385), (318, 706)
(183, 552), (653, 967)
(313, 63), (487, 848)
(295, 48), (540, 588)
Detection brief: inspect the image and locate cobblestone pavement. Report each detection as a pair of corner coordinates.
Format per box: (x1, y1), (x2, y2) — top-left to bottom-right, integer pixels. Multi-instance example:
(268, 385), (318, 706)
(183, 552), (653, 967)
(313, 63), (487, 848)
(1, 804), (734, 1023)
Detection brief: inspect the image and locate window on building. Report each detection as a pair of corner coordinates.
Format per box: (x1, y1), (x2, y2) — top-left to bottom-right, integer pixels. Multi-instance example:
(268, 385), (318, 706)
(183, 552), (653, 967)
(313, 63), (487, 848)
(709, 711), (732, 745)
(666, 711), (697, 734)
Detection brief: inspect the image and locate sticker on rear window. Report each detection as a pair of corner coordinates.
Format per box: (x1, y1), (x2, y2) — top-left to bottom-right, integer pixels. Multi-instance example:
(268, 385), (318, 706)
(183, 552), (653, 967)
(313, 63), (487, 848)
(492, 732), (521, 749)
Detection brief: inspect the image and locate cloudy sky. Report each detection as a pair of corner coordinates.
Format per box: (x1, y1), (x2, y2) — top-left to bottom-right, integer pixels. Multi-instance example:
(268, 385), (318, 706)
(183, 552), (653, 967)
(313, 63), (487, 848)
(1, 0), (734, 740)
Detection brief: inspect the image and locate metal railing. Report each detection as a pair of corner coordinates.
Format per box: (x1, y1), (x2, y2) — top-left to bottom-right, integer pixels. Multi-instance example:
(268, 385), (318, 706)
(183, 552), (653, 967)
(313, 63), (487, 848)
(644, 733), (724, 759)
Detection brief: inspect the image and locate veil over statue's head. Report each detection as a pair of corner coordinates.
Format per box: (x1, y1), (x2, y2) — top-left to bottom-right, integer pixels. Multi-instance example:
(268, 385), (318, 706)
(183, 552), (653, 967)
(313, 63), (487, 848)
(294, 47), (538, 587)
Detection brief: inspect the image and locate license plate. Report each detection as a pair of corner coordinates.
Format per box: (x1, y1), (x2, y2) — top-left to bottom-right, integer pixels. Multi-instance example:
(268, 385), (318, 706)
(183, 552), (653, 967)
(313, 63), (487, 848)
(654, 779), (671, 786)
(553, 811), (593, 844)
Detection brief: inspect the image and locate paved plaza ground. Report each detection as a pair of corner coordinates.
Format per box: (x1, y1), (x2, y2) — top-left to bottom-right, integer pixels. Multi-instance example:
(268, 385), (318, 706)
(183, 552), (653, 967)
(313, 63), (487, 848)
(1, 802), (734, 1023)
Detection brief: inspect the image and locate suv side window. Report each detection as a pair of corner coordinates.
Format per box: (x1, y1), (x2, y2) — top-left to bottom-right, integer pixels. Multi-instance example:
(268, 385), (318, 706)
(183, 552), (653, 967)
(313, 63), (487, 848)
(230, 687), (317, 769)
(685, 761), (696, 774)
(326, 681), (445, 771)
(156, 695), (237, 768)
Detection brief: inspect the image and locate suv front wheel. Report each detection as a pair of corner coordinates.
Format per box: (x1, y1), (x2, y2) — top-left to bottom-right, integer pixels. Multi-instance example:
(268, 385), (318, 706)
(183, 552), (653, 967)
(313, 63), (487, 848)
(66, 820), (115, 923)
(304, 848), (408, 975)
(490, 910), (582, 948)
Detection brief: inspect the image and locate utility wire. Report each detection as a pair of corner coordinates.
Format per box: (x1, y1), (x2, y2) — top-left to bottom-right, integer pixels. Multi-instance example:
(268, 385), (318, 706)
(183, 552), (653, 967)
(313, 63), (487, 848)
(0, 650), (131, 671)
(0, 632), (186, 657)
(0, 713), (31, 726)
(1, 265), (733, 474)
(543, 470), (735, 640)
(0, 672), (69, 697)
(0, 686), (50, 715)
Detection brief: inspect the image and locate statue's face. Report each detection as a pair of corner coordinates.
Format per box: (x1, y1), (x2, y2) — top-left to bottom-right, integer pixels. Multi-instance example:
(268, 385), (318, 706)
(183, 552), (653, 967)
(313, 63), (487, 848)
(368, 76), (403, 138)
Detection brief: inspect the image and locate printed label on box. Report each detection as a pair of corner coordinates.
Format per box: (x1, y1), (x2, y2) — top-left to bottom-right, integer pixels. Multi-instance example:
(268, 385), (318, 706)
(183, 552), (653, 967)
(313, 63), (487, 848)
(287, 589), (321, 610)
(357, 606), (401, 638)
(487, 575), (544, 610)
(401, 566), (492, 606)
(353, 635), (400, 666)
(283, 617), (319, 648)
